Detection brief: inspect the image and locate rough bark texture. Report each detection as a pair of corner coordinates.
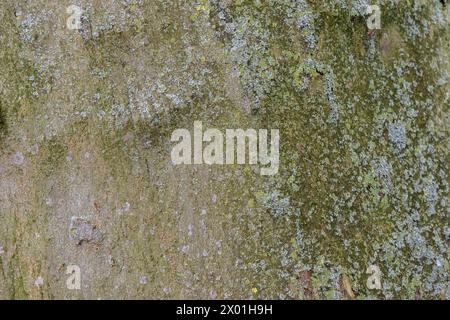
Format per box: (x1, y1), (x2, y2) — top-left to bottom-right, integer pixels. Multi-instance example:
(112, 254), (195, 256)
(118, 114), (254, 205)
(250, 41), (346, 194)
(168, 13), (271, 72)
(0, 0), (449, 299)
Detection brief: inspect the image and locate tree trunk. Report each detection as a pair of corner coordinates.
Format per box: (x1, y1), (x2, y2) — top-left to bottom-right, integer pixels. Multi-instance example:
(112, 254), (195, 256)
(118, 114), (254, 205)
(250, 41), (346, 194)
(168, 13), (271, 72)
(0, 0), (449, 299)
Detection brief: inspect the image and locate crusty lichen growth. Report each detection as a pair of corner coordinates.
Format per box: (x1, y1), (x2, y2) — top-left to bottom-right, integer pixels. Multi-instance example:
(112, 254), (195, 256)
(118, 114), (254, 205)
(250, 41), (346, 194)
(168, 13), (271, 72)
(0, 0), (449, 299)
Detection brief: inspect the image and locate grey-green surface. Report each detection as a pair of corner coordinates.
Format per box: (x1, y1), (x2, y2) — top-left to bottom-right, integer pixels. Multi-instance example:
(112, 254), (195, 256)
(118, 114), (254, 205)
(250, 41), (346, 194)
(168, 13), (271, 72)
(0, 0), (449, 299)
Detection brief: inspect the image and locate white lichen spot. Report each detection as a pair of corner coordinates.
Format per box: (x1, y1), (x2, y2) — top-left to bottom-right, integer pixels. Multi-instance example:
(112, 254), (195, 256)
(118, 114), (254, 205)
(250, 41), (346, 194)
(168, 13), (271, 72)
(11, 151), (25, 166)
(117, 202), (130, 215)
(388, 121), (407, 153)
(180, 245), (189, 253)
(209, 289), (217, 299)
(139, 276), (148, 285)
(44, 197), (53, 206)
(366, 265), (382, 290)
(34, 276), (44, 287)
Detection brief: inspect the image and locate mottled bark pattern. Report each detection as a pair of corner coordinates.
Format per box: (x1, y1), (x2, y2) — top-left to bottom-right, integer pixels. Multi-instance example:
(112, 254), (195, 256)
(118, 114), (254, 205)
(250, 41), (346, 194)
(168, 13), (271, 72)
(0, 0), (449, 299)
